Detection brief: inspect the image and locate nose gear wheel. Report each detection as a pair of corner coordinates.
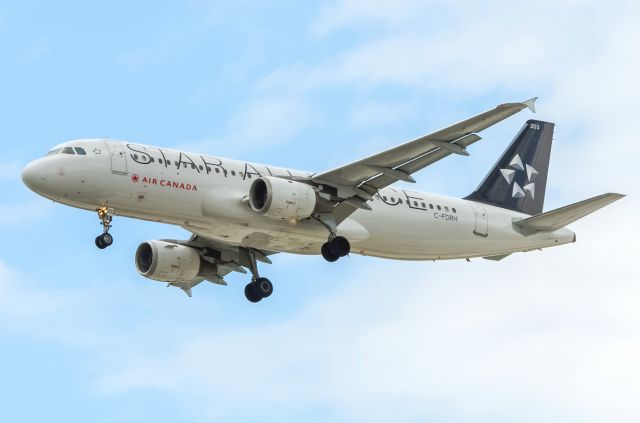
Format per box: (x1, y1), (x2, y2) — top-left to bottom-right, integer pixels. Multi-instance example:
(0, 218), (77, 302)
(95, 207), (114, 249)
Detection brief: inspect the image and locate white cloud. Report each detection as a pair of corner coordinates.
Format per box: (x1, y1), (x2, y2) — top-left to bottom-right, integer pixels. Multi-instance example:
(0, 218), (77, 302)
(0, 260), (116, 346)
(312, 0), (435, 36)
(97, 208), (639, 421)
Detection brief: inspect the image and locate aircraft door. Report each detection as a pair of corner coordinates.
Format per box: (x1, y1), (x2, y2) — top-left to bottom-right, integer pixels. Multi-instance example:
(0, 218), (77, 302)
(472, 204), (488, 237)
(104, 141), (128, 175)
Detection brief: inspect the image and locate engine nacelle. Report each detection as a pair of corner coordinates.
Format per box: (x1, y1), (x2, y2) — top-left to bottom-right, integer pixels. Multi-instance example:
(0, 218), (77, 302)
(249, 176), (317, 220)
(135, 240), (217, 283)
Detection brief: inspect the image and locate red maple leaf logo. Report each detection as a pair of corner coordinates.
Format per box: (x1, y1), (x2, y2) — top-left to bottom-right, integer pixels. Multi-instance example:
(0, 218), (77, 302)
(131, 174), (140, 183)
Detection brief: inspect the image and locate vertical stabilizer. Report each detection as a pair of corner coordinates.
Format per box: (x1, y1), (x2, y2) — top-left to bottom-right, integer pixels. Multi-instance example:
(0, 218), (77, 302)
(465, 120), (554, 215)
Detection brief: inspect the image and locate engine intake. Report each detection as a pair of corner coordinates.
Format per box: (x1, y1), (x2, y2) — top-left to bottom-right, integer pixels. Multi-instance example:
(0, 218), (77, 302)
(135, 240), (217, 283)
(249, 176), (317, 220)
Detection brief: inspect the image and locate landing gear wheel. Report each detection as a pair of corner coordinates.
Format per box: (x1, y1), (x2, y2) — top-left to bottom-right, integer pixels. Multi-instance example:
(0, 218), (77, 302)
(330, 236), (350, 257)
(244, 283), (262, 303)
(95, 233), (113, 249)
(321, 242), (339, 262)
(254, 277), (273, 298)
(100, 233), (113, 247)
(243, 248), (275, 303)
(95, 207), (114, 250)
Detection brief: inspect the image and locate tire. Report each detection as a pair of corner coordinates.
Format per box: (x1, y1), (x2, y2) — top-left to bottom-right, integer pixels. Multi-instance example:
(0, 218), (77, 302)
(244, 283), (262, 303)
(95, 235), (106, 249)
(330, 236), (350, 257)
(101, 233), (113, 247)
(254, 277), (273, 298)
(321, 242), (339, 262)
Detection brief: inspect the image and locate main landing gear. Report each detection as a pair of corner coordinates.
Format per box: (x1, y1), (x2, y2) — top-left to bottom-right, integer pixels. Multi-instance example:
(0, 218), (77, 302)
(243, 249), (273, 303)
(321, 235), (350, 262)
(316, 215), (351, 262)
(95, 207), (114, 249)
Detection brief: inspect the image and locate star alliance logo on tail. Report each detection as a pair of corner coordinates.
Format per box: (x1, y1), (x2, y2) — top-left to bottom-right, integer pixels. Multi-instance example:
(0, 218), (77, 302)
(500, 154), (538, 199)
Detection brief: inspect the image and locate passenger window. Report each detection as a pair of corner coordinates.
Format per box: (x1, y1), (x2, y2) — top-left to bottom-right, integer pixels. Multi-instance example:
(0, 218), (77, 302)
(445, 206), (449, 212)
(421, 202), (426, 208)
(240, 172), (244, 177)
(437, 205), (441, 210)
(61, 147), (75, 154)
(452, 208), (457, 213)
(149, 157), (154, 163)
(74, 147), (87, 155)
(397, 198), (402, 204)
(214, 168), (220, 173)
(382, 196), (387, 201)
(191, 163), (196, 169)
(159, 159), (163, 164)
(429, 204), (434, 209)
(247, 173), (252, 179)
(414, 201), (418, 206)
(199, 165), (203, 171)
(231, 170), (236, 176)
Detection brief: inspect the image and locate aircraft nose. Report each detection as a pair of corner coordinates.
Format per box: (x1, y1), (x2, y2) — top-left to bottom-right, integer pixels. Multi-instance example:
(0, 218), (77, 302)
(21, 160), (48, 193)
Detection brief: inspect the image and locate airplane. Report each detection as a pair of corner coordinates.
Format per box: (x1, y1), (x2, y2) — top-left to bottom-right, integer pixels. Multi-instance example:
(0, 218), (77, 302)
(21, 98), (624, 302)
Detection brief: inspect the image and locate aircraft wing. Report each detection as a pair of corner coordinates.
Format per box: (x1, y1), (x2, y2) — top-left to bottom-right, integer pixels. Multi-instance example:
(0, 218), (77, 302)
(312, 98), (537, 222)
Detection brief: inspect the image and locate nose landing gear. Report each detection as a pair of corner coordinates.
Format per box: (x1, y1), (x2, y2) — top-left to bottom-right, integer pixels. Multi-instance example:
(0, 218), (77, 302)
(95, 207), (114, 249)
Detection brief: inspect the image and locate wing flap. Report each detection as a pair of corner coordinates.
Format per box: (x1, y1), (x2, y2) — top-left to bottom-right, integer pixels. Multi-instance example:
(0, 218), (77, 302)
(514, 193), (625, 231)
(363, 134), (482, 191)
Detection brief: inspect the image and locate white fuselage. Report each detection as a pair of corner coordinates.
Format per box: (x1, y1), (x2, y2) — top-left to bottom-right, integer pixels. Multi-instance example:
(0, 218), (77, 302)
(22, 139), (575, 260)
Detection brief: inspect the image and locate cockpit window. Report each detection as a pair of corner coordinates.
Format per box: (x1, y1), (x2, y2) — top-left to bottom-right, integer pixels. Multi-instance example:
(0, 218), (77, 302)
(61, 147), (76, 154)
(46, 148), (62, 156)
(74, 147), (87, 155)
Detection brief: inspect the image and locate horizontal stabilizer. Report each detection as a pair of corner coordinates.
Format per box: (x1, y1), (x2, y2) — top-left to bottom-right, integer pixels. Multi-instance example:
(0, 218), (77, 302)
(515, 193), (625, 231)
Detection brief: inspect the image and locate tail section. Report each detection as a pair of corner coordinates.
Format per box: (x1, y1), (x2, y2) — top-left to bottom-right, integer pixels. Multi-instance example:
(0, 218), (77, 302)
(465, 120), (554, 215)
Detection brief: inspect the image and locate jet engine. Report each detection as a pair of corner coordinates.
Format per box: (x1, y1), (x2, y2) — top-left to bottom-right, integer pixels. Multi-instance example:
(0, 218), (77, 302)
(135, 240), (217, 282)
(249, 176), (318, 220)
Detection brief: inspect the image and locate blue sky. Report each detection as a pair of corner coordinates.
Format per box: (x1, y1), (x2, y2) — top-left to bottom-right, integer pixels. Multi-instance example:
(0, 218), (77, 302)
(1, 1), (639, 422)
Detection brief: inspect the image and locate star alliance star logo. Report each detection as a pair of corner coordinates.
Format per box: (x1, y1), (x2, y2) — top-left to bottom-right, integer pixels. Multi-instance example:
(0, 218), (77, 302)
(500, 154), (538, 199)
